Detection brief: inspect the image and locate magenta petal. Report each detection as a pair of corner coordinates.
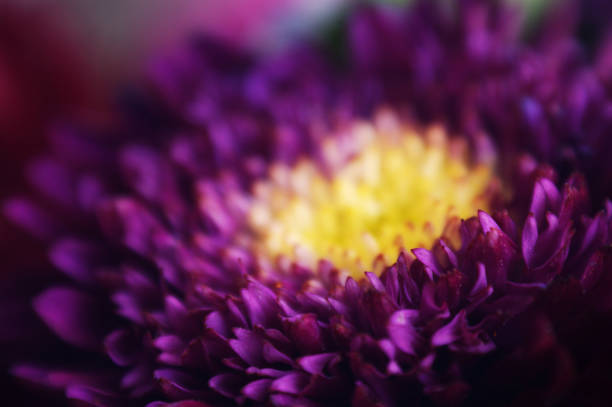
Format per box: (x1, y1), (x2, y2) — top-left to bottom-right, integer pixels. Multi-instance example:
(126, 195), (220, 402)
(412, 248), (441, 279)
(298, 353), (338, 375)
(387, 309), (420, 355)
(270, 372), (309, 395)
(98, 198), (161, 256)
(66, 386), (120, 406)
(431, 311), (466, 347)
(122, 363), (152, 391)
(478, 210), (501, 234)
(112, 292), (144, 324)
(365, 272), (385, 292)
(3, 197), (57, 238)
(205, 311), (230, 337)
(439, 239), (458, 267)
(209, 373), (246, 399)
(242, 378), (273, 401)
(230, 328), (264, 366)
(147, 401), (212, 407)
(49, 238), (99, 283)
(155, 369), (204, 399)
(154, 335), (185, 355)
(521, 213), (539, 268)
(242, 281), (279, 328)
(11, 365), (101, 389)
(530, 178), (561, 222)
(270, 394), (319, 407)
(469, 263), (488, 297)
(263, 342), (294, 366)
(104, 329), (138, 366)
(34, 286), (104, 349)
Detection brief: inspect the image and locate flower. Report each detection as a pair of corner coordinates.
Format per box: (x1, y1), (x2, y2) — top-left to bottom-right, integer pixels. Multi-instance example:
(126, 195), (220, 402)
(4, 1), (612, 406)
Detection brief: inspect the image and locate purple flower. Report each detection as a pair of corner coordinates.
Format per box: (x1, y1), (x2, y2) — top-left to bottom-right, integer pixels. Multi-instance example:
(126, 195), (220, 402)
(3, 1), (612, 406)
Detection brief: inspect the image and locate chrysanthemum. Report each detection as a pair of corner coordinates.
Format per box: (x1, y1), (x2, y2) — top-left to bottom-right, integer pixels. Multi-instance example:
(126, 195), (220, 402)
(4, 1), (612, 406)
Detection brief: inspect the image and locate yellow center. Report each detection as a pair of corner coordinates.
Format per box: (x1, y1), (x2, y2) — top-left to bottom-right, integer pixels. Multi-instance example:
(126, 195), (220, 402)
(247, 120), (494, 278)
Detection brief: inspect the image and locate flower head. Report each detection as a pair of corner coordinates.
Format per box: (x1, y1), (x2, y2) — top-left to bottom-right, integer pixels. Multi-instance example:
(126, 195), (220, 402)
(248, 119), (495, 277)
(4, 1), (612, 406)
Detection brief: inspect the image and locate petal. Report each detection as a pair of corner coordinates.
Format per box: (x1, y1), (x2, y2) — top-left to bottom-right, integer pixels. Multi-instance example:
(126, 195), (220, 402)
(104, 329), (139, 366)
(431, 311), (466, 347)
(412, 248), (440, 279)
(34, 287), (105, 349)
(3, 197), (56, 238)
(263, 342), (294, 366)
(521, 213), (538, 268)
(242, 281), (279, 328)
(66, 386), (120, 407)
(242, 378), (273, 401)
(147, 402), (212, 407)
(387, 309), (420, 355)
(11, 365), (101, 389)
(230, 328), (264, 366)
(49, 238), (100, 283)
(298, 353), (338, 375)
(283, 314), (324, 354)
(478, 210), (501, 234)
(209, 373), (246, 399)
(469, 263), (488, 297)
(365, 272), (385, 292)
(270, 372), (309, 395)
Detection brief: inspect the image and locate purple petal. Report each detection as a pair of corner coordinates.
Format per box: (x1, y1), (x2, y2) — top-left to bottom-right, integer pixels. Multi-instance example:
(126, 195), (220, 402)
(365, 272), (385, 292)
(478, 210), (501, 234)
(11, 365), (101, 389)
(263, 342), (294, 366)
(66, 386), (120, 406)
(283, 314), (324, 354)
(205, 311), (230, 337)
(209, 373), (245, 399)
(3, 197), (56, 238)
(439, 239), (458, 267)
(298, 353), (338, 375)
(469, 263), (488, 297)
(230, 328), (264, 366)
(242, 379), (273, 401)
(270, 372), (309, 395)
(98, 198), (160, 255)
(155, 369), (205, 399)
(529, 178), (560, 223)
(521, 213), (538, 268)
(147, 401), (212, 407)
(104, 329), (139, 366)
(431, 311), (466, 347)
(387, 309), (420, 355)
(412, 248), (441, 279)
(49, 239), (99, 283)
(34, 287), (104, 349)
(242, 281), (279, 328)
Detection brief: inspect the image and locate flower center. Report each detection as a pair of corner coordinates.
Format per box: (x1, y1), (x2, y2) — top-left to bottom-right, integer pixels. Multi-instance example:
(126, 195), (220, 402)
(248, 120), (494, 278)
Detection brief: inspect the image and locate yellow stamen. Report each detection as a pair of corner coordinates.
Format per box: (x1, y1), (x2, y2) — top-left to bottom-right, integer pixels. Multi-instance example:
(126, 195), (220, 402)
(248, 119), (494, 279)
